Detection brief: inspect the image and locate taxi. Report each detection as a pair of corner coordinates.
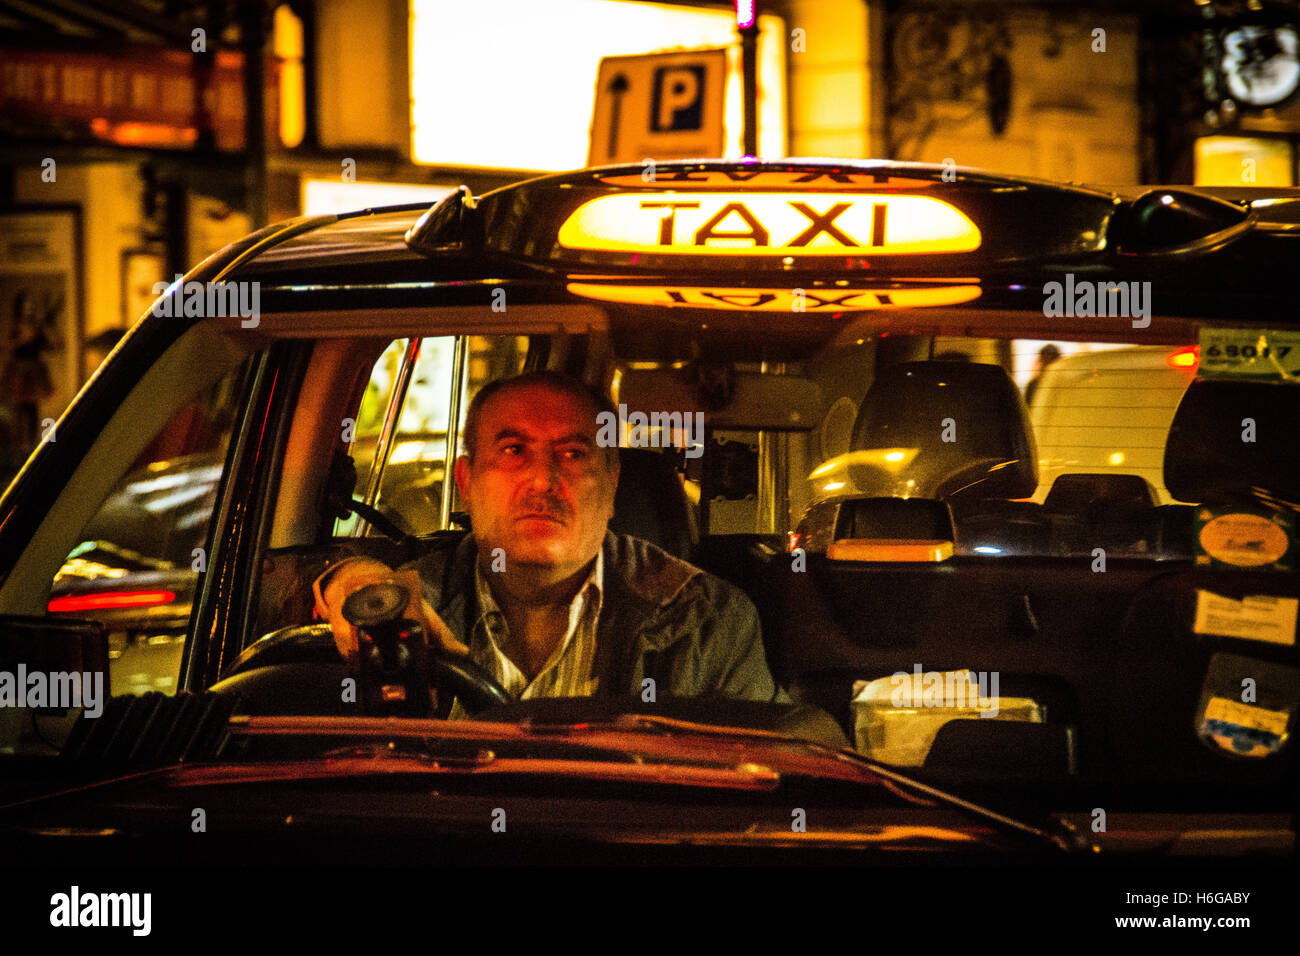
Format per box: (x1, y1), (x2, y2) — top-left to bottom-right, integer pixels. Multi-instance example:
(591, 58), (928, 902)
(0, 159), (1297, 868)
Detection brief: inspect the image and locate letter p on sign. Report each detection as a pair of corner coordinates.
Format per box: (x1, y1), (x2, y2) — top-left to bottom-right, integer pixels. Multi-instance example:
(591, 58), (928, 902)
(652, 66), (705, 132)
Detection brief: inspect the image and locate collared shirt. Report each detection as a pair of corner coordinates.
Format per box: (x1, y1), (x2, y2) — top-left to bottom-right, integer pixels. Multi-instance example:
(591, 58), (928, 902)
(448, 551), (603, 717)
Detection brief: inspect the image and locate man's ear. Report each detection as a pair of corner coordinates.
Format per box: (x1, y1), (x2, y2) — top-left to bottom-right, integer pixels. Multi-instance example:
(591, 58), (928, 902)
(453, 455), (472, 503)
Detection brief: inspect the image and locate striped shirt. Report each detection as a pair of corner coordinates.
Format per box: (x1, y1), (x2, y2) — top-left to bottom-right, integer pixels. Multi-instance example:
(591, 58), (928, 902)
(448, 551), (603, 717)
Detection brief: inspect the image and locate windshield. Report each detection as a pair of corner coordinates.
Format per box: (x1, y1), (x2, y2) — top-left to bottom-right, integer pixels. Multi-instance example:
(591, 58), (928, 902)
(5, 218), (1296, 882)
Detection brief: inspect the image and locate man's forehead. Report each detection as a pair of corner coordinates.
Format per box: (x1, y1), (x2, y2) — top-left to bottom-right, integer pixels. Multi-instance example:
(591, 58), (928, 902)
(479, 383), (602, 435)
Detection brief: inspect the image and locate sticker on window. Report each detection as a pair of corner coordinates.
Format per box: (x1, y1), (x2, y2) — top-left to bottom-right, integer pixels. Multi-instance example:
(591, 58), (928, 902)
(1198, 695), (1290, 758)
(1197, 327), (1300, 382)
(1193, 591), (1298, 646)
(1197, 510), (1292, 569)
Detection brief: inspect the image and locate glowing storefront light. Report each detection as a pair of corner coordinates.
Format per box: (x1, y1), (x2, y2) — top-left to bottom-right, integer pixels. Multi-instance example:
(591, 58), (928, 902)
(410, 0), (785, 169)
(301, 180), (455, 216)
(274, 4), (306, 148)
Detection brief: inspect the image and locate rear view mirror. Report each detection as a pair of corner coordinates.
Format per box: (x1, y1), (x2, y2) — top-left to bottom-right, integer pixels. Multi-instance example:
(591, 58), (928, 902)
(611, 368), (822, 431)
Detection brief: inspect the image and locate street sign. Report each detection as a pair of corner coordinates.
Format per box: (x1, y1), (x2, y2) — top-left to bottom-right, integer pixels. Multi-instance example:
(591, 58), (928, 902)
(588, 49), (727, 166)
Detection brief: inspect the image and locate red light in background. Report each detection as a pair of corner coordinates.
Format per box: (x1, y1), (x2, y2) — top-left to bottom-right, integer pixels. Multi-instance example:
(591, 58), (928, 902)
(89, 118), (198, 148)
(736, 0), (756, 29)
(48, 590), (176, 613)
(1166, 345), (1199, 369)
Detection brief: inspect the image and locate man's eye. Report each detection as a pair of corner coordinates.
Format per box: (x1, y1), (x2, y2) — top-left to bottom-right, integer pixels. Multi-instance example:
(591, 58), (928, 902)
(500, 443), (523, 456)
(561, 447), (588, 460)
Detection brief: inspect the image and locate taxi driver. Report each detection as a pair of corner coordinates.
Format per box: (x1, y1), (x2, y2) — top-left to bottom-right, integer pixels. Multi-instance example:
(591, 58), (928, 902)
(312, 370), (786, 710)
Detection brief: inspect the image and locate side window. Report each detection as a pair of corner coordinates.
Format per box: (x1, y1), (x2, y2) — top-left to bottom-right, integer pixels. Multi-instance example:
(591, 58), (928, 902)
(46, 360), (251, 697)
(334, 337), (458, 538)
(337, 335), (528, 538)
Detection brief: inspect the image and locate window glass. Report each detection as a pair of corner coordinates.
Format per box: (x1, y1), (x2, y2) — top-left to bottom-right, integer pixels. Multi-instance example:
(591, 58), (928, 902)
(337, 336), (528, 538)
(46, 359), (252, 696)
(334, 337), (457, 538)
(1022, 341), (1194, 505)
(797, 338), (1199, 559)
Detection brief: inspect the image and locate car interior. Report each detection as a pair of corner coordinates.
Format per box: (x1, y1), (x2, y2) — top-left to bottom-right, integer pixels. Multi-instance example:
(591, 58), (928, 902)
(10, 300), (1298, 826)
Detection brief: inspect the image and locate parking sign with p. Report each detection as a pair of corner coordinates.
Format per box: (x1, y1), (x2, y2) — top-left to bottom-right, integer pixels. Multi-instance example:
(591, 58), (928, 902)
(589, 49), (726, 166)
(652, 66), (706, 132)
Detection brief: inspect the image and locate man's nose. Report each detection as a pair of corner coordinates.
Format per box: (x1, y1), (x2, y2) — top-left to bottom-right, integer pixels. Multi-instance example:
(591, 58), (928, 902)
(527, 449), (562, 489)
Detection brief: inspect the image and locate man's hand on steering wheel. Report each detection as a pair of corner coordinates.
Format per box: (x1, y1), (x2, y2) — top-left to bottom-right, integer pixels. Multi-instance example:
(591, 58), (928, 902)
(312, 557), (469, 666)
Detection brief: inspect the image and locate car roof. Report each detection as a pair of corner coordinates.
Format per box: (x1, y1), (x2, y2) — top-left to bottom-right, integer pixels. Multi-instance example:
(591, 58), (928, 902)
(204, 160), (1300, 353)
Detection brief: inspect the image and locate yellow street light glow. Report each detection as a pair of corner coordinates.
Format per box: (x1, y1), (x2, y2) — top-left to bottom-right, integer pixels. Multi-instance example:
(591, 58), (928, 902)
(808, 448), (919, 481)
(558, 193), (981, 255)
(567, 284), (980, 311)
(1108, 452), (1126, 466)
(823, 481), (846, 491)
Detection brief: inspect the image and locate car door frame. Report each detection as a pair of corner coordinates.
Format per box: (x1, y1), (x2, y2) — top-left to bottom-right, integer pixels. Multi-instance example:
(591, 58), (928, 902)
(181, 338), (312, 692)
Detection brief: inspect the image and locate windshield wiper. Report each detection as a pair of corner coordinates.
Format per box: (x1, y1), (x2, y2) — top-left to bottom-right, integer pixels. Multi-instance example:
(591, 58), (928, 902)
(323, 742), (497, 768)
(163, 755), (782, 791)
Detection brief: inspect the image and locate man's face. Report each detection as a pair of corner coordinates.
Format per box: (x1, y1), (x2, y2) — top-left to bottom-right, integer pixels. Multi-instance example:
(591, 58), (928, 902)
(455, 383), (618, 578)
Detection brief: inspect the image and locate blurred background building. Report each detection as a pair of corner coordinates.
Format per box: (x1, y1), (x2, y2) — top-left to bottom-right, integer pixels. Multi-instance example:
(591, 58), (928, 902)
(3, 0), (1300, 482)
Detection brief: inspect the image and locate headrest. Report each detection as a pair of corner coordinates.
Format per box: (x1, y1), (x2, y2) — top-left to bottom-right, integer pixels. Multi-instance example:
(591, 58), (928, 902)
(829, 497), (955, 562)
(850, 361), (1037, 499)
(1044, 473), (1158, 514)
(834, 497), (954, 540)
(610, 447), (695, 561)
(1164, 379), (1300, 503)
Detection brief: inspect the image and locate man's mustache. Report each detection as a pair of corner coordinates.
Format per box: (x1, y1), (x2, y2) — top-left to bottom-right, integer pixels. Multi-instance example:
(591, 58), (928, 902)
(515, 493), (570, 521)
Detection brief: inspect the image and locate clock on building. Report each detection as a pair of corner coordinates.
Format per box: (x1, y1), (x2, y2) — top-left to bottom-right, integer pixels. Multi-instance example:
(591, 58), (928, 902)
(1220, 24), (1300, 108)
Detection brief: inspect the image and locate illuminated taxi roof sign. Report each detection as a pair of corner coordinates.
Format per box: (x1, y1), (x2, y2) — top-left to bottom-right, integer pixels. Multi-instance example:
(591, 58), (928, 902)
(408, 161), (1123, 274)
(596, 170), (938, 190)
(567, 283), (980, 311)
(557, 193), (981, 256)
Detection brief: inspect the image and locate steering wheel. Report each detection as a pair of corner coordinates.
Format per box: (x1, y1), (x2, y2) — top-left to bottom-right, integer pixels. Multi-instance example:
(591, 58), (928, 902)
(213, 622), (511, 716)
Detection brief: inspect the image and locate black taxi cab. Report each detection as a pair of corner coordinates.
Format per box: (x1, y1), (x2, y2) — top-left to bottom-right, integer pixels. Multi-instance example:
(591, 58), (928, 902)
(0, 159), (1297, 869)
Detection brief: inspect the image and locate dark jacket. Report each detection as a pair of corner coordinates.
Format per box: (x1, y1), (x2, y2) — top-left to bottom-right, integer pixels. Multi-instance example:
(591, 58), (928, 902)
(405, 531), (788, 704)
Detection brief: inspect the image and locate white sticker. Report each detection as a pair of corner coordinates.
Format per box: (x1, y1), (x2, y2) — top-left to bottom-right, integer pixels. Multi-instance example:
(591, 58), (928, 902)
(1197, 328), (1300, 382)
(1193, 591), (1298, 645)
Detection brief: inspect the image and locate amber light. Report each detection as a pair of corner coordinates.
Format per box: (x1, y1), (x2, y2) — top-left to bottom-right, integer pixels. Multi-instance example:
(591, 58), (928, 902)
(828, 539), (954, 562)
(567, 283), (980, 311)
(1167, 345), (1200, 369)
(48, 590), (176, 613)
(557, 193), (982, 256)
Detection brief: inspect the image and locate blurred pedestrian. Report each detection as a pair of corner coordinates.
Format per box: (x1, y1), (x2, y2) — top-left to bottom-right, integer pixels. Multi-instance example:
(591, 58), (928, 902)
(1024, 343), (1061, 406)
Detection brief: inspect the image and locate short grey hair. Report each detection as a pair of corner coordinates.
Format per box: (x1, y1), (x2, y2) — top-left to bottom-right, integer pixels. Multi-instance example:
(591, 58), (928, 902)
(461, 371), (618, 466)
